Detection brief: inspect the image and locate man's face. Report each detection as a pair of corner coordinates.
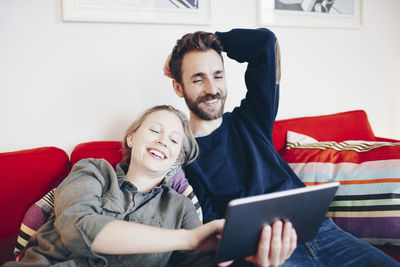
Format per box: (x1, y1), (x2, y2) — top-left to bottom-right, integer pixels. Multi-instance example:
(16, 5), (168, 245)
(179, 49), (227, 121)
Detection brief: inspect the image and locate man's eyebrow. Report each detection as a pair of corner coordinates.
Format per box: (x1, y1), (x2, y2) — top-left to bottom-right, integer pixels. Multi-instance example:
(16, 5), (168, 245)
(190, 72), (206, 79)
(190, 70), (224, 79)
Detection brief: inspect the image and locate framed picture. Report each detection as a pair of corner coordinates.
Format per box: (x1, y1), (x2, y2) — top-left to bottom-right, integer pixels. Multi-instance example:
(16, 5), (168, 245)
(258, 0), (362, 29)
(62, 0), (211, 25)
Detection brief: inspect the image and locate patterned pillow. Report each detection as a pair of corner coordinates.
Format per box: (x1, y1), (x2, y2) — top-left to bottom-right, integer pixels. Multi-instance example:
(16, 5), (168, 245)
(282, 131), (400, 246)
(14, 189), (56, 259)
(14, 167), (202, 258)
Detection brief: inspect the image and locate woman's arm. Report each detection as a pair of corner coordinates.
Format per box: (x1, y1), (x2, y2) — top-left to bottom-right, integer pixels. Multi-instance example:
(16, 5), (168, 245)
(168, 198), (222, 267)
(91, 219), (224, 254)
(56, 159), (223, 256)
(53, 159), (116, 256)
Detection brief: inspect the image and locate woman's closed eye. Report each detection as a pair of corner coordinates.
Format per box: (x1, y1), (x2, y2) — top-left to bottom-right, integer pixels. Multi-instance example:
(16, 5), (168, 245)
(170, 134), (182, 145)
(150, 129), (160, 134)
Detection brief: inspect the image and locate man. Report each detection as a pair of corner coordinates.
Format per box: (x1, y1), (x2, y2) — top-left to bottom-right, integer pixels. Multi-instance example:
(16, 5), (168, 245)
(164, 28), (400, 266)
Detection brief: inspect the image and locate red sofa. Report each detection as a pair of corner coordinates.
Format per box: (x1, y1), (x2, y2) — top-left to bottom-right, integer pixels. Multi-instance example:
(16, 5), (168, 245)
(1, 110), (399, 265)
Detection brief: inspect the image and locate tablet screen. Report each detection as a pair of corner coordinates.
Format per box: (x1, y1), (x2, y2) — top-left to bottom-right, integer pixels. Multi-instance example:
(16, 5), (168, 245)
(215, 182), (339, 263)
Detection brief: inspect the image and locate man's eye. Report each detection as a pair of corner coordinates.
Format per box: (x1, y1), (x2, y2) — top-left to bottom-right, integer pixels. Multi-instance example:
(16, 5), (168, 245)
(193, 79), (202, 83)
(215, 76), (224, 79)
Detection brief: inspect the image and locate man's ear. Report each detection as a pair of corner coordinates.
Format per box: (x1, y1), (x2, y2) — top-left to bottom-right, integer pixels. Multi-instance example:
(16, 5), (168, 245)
(172, 80), (184, 98)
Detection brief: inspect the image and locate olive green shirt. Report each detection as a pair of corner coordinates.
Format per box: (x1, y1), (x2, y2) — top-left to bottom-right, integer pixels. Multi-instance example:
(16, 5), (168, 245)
(8, 158), (215, 267)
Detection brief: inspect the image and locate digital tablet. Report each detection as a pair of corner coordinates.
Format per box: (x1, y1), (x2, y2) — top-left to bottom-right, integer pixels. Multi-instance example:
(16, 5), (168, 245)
(215, 182), (339, 263)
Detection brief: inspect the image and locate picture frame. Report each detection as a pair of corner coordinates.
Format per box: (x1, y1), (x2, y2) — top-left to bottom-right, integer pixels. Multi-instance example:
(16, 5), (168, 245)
(258, 0), (362, 29)
(62, 0), (211, 25)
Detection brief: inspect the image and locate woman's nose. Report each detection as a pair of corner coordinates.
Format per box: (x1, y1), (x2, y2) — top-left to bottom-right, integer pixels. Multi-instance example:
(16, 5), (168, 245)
(157, 136), (167, 147)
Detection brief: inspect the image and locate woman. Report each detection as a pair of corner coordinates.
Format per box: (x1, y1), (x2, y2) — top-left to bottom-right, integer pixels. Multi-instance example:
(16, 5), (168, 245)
(6, 105), (222, 267)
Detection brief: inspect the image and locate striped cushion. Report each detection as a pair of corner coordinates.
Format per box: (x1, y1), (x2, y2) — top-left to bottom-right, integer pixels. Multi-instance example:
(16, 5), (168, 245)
(14, 189), (56, 259)
(282, 131), (400, 246)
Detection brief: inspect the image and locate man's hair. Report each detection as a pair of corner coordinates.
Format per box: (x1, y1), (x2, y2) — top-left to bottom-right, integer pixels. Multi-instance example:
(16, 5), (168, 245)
(121, 105), (199, 167)
(169, 31), (223, 84)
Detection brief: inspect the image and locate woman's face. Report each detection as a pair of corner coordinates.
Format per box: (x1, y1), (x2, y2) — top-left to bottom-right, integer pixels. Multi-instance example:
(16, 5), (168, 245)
(127, 110), (184, 177)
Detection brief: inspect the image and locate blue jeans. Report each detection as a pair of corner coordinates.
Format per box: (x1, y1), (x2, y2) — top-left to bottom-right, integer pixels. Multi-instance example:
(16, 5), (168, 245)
(284, 218), (400, 267)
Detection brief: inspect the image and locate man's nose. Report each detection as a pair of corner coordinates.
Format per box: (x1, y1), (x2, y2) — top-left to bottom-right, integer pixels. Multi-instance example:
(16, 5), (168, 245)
(204, 80), (218, 95)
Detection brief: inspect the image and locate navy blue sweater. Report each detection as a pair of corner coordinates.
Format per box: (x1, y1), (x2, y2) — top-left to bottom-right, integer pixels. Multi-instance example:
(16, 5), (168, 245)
(184, 28), (305, 223)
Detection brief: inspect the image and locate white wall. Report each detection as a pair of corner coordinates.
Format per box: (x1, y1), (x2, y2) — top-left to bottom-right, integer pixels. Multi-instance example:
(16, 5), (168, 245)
(1, 0), (399, 155)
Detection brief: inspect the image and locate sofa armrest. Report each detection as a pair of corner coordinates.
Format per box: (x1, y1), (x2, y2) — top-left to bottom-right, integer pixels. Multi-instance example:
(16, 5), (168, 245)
(0, 147), (69, 265)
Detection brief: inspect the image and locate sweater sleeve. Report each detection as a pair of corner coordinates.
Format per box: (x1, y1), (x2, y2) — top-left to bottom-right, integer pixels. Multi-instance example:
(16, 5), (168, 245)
(216, 28), (281, 139)
(53, 159), (116, 257)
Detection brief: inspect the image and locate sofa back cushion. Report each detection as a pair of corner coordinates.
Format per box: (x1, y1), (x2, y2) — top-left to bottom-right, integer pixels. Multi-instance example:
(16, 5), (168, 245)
(70, 141), (123, 168)
(0, 147), (69, 265)
(72, 110), (377, 165)
(273, 110), (376, 154)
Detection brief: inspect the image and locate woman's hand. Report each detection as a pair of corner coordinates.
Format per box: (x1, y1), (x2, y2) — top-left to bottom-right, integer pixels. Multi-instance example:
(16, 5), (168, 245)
(188, 219), (235, 266)
(187, 219), (225, 252)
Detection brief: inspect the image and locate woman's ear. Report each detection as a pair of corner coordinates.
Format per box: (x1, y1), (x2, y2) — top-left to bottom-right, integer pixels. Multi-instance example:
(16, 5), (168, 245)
(172, 80), (184, 98)
(127, 133), (134, 148)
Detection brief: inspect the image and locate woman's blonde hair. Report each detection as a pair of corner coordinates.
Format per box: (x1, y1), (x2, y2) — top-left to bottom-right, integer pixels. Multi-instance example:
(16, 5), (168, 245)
(121, 105), (198, 167)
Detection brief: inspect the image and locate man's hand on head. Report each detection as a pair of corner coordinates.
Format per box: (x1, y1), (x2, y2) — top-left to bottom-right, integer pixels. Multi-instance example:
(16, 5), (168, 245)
(163, 53), (173, 79)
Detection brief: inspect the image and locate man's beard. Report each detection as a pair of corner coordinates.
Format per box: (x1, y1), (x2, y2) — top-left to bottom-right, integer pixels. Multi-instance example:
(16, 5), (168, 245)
(182, 90), (227, 121)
